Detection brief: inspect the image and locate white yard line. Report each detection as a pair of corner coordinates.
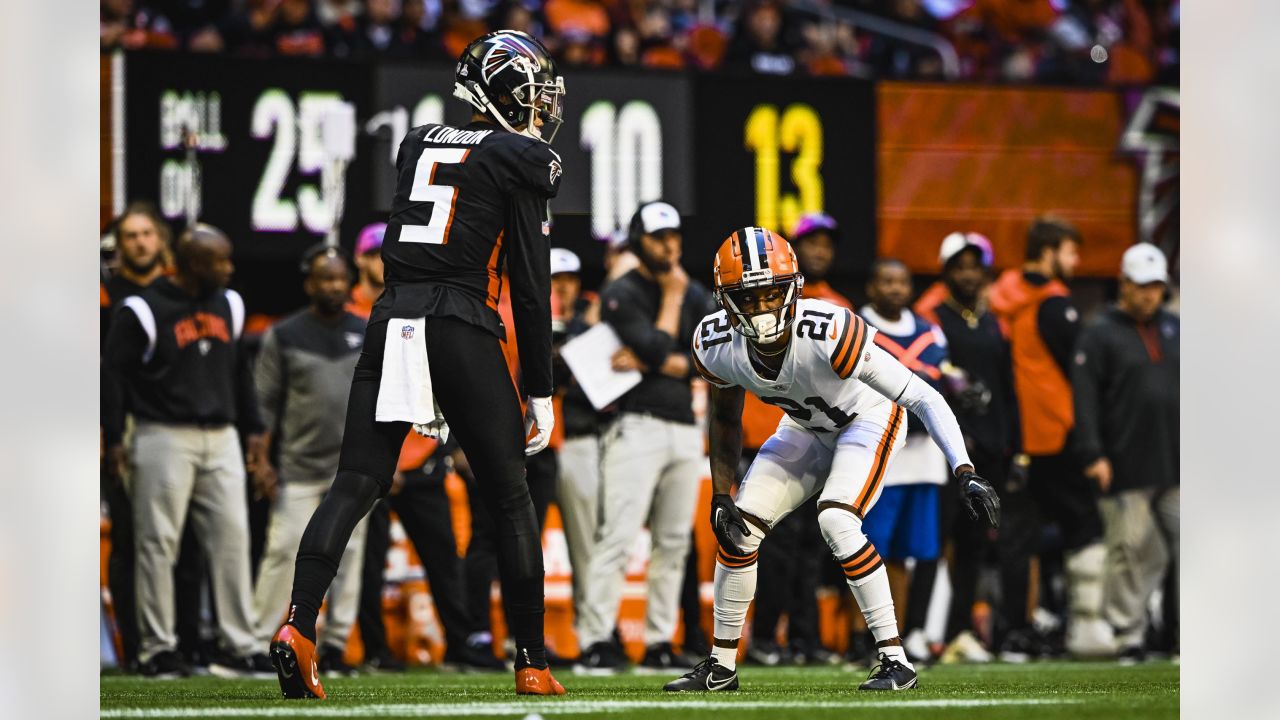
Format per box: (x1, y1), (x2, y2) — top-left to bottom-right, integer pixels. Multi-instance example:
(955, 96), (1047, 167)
(102, 697), (1080, 718)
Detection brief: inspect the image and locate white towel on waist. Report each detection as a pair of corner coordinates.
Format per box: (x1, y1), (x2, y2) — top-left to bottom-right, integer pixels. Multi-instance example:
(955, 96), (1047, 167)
(375, 317), (439, 425)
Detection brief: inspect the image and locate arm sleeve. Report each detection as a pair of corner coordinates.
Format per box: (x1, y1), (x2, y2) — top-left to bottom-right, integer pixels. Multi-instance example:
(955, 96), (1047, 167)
(602, 283), (676, 370)
(253, 328), (285, 433)
(857, 342), (972, 472)
(1038, 296), (1081, 378)
(505, 188), (554, 398)
(1070, 325), (1107, 465)
(100, 307), (146, 447)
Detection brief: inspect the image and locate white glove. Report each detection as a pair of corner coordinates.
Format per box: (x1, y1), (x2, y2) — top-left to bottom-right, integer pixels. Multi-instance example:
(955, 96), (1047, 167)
(412, 397), (449, 444)
(523, 395), (554, 456)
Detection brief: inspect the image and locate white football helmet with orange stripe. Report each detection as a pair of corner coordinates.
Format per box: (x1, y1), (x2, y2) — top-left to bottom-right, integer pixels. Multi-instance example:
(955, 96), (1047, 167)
(713, 227), (805, 345)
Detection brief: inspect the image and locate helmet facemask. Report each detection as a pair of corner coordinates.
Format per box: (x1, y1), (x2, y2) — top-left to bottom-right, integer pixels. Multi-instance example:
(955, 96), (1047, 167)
(717, 273), (804, 346)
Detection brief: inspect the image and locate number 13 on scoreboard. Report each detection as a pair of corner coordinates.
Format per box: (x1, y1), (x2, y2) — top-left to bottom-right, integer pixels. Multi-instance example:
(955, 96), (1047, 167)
(744, 103), (824, 236)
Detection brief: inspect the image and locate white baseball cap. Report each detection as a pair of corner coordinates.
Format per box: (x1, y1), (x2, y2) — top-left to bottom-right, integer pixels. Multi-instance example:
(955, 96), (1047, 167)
(1120, 243), (1168, 284)
(938, 231), (994, 268)
(550, 247), (581, 276)
(637, 201), (681, 234)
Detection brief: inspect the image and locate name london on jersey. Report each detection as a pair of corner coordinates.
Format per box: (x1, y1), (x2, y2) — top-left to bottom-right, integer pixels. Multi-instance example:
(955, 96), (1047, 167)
(420, 126), (495, 145)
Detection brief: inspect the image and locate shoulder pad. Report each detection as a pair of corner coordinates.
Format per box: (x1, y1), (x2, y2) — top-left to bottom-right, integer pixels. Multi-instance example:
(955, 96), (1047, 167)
(828, 308), (872, 379)
(514, 141), (563, 198)
(691, 312), (735, 388)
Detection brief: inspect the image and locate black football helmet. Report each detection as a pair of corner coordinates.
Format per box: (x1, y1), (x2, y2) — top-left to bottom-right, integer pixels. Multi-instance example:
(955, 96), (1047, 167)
(454, 30), (566, 144)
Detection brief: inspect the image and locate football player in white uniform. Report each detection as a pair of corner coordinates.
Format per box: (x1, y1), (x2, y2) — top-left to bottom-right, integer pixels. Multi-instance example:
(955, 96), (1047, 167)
(664, 228), (999, 693)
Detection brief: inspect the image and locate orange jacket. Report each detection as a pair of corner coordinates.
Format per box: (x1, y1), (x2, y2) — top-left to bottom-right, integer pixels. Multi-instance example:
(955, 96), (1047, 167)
(913, 280), (949, 326)
(345, 283), (378, 321)
(989, 269), (1072, 455)
(803, 280), (854, 310)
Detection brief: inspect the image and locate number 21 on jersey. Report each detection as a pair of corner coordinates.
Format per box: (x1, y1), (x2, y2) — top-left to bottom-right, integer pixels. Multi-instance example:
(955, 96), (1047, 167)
(402, 148), (469, 245)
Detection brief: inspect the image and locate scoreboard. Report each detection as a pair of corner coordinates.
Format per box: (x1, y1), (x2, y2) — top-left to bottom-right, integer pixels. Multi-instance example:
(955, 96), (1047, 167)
(119, 53), (876, 312)
(116, 51), (1149, 312)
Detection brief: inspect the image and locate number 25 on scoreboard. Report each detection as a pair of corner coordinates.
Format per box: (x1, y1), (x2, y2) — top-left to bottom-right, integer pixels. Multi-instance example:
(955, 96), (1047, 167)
(744, 103), (824, 236)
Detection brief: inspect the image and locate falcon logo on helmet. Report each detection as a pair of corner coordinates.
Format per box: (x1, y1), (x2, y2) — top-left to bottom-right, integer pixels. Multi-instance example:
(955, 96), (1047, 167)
(713, 227), (805, 344)
(454, 30), (566, 144)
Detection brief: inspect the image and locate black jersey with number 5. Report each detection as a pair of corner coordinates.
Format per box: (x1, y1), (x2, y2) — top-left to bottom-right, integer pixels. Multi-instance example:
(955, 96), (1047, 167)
(378, 121), (563, 397)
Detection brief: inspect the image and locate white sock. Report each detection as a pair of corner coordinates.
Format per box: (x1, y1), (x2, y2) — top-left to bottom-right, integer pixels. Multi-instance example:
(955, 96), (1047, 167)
(847, 564), (898, 644)
(711, 643), (738, 671)
(819, 508), (906, 662)
(711, 558), (758, 647)
(877, 642), (910, 668)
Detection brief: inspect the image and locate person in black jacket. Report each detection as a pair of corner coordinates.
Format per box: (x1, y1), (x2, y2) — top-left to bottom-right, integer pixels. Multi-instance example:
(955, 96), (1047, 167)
(101, 223), (268, 679)
(929, 233), (1024, 664)
(1072, 243), (1179, 662)
(574, 201), (716, 673)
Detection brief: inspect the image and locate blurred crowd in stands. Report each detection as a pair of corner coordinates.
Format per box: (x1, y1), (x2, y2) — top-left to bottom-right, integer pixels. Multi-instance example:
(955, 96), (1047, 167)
(101, 0), (1180, 85)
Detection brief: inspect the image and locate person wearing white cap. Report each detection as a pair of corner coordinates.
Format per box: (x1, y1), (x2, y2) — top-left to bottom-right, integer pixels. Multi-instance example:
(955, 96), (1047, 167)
(927, 232), (1021, 666)
(1071, 243), (1178, 663)
(575, 201), (717, 673)
(544, 247), (612, 649)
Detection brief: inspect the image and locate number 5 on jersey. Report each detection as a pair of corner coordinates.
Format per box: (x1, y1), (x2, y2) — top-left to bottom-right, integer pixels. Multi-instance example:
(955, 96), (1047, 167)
(403, 148), (469, 245)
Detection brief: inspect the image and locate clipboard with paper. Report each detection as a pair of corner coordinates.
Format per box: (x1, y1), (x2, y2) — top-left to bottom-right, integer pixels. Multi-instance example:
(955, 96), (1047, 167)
(559, 323), (642, 410)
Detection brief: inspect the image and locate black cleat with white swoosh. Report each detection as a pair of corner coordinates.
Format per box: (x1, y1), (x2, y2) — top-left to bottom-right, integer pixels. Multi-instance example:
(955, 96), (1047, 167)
(858, 652), (918, 691)
(663, 658), (739, 692)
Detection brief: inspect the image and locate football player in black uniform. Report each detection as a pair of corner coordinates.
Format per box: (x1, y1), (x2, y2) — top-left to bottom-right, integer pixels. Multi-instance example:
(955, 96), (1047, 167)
(270, 30), (568, 698)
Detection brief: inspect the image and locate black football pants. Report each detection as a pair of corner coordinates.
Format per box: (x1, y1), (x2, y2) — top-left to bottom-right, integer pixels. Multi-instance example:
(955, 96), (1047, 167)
(463, 448), (555, 640)
(293, 315), (545, 652)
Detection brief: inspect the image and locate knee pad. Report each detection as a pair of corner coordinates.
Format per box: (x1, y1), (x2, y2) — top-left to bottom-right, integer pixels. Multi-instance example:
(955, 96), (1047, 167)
(817, 502), (883, 587)
(817, 501), (866, 557)
(715, 509), (765, 571)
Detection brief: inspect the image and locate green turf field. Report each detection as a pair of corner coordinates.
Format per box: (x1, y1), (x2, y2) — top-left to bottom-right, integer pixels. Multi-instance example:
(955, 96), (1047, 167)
(100, 662), (1177, 719)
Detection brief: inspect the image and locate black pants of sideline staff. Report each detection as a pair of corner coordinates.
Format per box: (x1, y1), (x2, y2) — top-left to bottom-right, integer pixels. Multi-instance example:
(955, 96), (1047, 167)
(357, 465), (471, 664)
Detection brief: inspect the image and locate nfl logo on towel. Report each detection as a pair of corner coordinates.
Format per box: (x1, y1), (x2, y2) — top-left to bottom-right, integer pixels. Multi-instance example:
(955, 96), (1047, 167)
(401, 324), (415, 340)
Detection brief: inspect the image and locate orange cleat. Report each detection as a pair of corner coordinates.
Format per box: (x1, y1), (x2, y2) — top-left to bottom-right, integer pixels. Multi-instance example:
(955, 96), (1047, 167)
(270, 624), (326, 700)
(515, 666), (567, 696)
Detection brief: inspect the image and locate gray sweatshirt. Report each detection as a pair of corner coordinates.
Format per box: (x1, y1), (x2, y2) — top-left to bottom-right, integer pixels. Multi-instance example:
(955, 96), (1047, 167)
(255, 309), (366, 483)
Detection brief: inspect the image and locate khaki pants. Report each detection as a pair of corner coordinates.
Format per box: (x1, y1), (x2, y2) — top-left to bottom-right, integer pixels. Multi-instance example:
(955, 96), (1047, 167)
(128, 422), (257, 662)
(1100, 486), (1179, 648)
(555, 435), (601, 635)
(579, 414), (705, 648)
(251, 478), (368, 650)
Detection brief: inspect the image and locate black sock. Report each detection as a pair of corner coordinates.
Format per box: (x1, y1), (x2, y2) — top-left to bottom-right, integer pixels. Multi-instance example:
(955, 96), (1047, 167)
(287, 554), (337, 644)
(285, 603), (318, 644)
(513, 642), (547, 671)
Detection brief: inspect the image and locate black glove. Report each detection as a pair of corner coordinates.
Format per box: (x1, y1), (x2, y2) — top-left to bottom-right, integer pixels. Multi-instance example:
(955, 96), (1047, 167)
(710, 493), (752, 556)
(958, 470), (1001, 529)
